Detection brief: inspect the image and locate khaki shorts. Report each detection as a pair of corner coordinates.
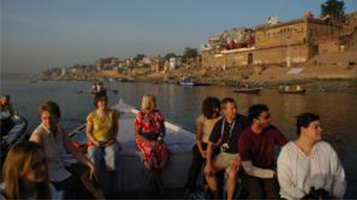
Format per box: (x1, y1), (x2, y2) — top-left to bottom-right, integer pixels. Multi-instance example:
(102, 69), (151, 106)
(213, 152), (238, 170)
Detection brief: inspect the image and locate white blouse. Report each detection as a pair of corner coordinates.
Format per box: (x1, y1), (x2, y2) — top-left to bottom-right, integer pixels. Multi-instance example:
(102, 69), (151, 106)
(30, 125), (72, 182)
(277, 141), (346, 200)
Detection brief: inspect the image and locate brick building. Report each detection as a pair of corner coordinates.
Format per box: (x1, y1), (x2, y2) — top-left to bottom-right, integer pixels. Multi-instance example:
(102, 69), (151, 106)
(202, 12), (357, 69)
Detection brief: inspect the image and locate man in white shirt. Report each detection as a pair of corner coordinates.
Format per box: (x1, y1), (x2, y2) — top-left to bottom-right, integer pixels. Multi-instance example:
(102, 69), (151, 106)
(277, 113), (346, 200)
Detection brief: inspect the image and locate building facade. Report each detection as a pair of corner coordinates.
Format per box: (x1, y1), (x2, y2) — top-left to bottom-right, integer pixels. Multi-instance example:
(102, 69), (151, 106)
(202, 12), (357, 68)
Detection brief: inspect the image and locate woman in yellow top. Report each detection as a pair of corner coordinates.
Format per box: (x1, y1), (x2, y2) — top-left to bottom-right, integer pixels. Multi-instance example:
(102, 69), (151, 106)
(86, 93), (121, 195)
(184, 96), (221, 194)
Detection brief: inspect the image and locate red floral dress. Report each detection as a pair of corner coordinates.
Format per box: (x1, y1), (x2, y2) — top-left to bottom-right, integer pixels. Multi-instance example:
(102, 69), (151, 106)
(134, 109), (169, 170)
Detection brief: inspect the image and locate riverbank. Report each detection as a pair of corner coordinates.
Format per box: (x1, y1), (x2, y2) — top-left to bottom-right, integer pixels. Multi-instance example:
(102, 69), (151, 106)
(38, 66), (357, 94)
(37, 51), (357, 93)
(113, 63), (357, 94)
(38, 61), (357, 94)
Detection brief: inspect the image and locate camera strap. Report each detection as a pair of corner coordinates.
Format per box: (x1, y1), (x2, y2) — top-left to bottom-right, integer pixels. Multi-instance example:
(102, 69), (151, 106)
(221, 118), (236, 143)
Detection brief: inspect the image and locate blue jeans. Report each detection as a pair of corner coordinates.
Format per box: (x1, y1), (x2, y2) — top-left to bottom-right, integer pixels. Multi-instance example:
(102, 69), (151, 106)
(87, 142), (119, 172)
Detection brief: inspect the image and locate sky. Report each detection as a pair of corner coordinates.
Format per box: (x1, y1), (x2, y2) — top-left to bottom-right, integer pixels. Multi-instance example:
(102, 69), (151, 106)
(1, 0), (356, 74)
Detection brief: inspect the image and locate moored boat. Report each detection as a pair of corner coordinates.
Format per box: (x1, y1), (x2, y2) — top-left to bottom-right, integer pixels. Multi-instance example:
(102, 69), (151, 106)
(233, 87), (262, 94)
(279, 89), (306, 94)
(279, 85), (306, 94)
(0, 114), (28, 167)
(68, 99), (195, 192)
(179, 76), (195, 86)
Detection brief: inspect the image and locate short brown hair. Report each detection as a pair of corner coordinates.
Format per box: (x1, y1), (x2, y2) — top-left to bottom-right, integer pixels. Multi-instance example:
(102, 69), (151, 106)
(221, 97), (236, 110)
(39, 101), (61, 118)
(94, 93), (108, 107)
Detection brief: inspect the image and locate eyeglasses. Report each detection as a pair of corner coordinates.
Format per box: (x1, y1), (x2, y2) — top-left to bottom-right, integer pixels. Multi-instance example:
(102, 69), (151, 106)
(30, 158), (47, 171)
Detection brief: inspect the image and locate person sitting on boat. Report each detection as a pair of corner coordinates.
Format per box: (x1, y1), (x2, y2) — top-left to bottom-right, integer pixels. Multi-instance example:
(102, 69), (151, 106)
(91, 82), (98, 94)
(91, 82), (106, 96)
(30, 101), (105, 199)
(134, 94), (169, 196)
(204, 97), (249, 200)
(285, 85), (290, 92)
(86, 93), (121, 195)
(184, 97), (221, 195)
(238, 104), (288, 199)
(296, 85), (302, 91)
(0, 95), (15, 135)
(1, 141), (63, 199)
(277, 113), (346, 200)
(279, 85), (284, 91)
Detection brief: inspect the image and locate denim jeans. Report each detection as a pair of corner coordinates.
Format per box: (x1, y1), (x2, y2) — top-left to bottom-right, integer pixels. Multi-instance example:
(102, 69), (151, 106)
(87, 142), (119, 172)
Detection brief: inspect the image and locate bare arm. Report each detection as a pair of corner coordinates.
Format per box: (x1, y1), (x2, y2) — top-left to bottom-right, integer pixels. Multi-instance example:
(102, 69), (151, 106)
(206, 142), (214, 165)
(63, 131), (97, 180)
(64, 131), (92, 166)
(29, 131), (44, 145)
(196, 122), (205, 156)
(204, 142), (216, 176)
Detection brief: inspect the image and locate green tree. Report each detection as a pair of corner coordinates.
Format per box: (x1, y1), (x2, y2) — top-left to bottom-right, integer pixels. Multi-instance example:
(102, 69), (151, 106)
(182, 47), (198, 63)
(321, 0), (345, 20)
(164, 53), (176, 61)
(133, 54), (145, 63)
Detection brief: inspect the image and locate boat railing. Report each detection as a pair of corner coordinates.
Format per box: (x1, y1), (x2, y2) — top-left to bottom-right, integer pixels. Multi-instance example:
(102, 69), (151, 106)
(68, 98), (194, 139)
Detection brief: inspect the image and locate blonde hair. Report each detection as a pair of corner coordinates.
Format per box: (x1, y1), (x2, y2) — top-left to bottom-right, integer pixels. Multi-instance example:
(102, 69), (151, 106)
(141, 94), (156, 112)
(2, 142), (50, 199)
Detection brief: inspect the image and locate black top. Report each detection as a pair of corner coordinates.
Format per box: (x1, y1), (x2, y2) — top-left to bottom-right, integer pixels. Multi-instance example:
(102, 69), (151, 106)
(209, 114), (250, 154)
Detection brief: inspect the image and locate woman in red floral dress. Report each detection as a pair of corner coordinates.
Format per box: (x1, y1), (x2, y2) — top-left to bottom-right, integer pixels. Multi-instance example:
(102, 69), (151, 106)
(134, 94), (169, 195)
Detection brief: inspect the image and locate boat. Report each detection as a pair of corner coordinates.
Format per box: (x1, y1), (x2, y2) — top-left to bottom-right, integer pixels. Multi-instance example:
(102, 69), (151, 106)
(179, 76), (195, 86)
(279, 89), (306, 94)
(279, 85), (306, 94)
(233, 87), (262, 94)
(1, 114), (28, 167)
(68, 99), (195, 192)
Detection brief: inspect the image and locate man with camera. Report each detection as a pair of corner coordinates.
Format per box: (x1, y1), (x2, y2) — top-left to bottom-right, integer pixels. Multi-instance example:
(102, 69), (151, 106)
(204, 98), (249, 200)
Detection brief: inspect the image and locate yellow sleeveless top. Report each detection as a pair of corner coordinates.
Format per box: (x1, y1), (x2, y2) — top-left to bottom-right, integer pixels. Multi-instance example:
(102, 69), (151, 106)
(196, 115), (221, 144)
(87, 110), (116, 142)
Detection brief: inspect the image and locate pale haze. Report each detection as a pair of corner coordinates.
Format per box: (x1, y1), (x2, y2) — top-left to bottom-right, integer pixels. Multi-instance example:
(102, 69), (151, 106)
(1, 0), (356, 74)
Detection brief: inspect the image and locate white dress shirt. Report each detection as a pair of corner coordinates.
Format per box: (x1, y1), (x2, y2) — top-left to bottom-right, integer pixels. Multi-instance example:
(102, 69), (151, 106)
(277, 141), (346, 200)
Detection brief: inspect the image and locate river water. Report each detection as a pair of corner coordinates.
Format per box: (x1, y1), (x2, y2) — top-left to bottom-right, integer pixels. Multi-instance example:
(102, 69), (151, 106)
(2, 79), (357, 198)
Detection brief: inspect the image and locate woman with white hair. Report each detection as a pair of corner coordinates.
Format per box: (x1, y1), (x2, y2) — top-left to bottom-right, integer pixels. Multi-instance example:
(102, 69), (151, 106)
(134, 94), (169, 196)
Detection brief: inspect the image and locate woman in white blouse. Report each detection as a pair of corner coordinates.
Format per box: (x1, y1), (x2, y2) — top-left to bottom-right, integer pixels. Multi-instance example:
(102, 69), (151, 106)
(277, 113), (346, 200)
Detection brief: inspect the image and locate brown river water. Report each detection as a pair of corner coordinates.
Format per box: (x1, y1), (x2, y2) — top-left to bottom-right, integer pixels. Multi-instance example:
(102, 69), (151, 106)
(2, 79), (357, 198)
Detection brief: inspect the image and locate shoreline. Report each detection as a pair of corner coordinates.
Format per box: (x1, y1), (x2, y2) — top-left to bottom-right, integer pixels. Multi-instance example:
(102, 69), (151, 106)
(36, 76), (357, 94)
(37, 64), (357, 94)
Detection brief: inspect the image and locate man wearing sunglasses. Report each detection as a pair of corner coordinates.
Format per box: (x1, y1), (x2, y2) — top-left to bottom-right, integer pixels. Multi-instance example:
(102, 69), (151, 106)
(238, 104), (288, 199)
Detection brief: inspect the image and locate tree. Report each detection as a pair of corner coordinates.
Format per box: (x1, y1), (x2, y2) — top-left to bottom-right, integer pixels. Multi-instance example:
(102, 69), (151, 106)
(321, 0), (345, 20)
(164, 53), (176, 61)
(182, 47), (198, 63)
(133, 54), (145, 63)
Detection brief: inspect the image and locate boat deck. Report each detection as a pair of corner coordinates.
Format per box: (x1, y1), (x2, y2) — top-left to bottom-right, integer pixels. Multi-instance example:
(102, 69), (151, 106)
(70, 100), (195, 193)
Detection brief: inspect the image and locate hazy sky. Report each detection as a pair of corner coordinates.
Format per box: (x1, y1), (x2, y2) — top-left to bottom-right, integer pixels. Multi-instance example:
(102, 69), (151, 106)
(1, 0), (356, 74)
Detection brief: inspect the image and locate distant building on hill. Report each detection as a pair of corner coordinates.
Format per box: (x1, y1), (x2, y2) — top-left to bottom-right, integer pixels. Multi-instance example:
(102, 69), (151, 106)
(202, 11), (357, 68)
